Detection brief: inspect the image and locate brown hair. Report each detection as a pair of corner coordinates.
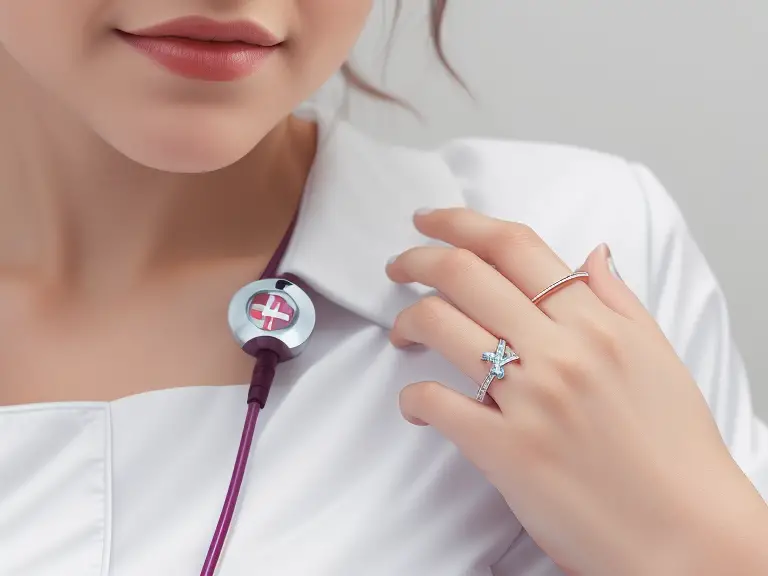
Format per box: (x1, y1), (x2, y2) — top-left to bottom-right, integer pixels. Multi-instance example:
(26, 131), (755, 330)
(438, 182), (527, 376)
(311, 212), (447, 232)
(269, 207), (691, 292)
(340, 0), (465, 107)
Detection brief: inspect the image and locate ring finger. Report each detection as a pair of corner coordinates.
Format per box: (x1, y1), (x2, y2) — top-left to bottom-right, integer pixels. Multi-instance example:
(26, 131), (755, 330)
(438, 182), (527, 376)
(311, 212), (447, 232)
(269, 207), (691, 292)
(387, 245), (555, 357)
(391, 294), (520, 407)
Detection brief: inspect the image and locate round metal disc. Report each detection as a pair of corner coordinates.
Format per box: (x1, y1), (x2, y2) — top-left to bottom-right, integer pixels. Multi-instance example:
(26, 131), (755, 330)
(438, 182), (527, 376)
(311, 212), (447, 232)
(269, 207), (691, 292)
(228, 278), (315, 361)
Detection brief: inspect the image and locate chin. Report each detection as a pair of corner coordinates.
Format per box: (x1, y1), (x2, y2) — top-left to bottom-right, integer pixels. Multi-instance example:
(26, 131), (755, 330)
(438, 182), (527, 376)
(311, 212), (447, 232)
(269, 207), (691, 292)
(117, 133), (256, 174)
(94, 107), (272, 174)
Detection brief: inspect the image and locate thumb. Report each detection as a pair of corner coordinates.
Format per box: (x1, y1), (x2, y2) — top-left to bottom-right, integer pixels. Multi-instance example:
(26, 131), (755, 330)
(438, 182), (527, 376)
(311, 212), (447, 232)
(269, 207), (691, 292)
(399, 380), (503, 462)
(580, 244), (653, 324)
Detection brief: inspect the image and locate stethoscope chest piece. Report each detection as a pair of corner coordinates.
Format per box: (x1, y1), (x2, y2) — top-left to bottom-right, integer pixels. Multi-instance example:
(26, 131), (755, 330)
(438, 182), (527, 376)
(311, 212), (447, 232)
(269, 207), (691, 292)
(228, 278), (315, 361)
(204, 278), (315, 575)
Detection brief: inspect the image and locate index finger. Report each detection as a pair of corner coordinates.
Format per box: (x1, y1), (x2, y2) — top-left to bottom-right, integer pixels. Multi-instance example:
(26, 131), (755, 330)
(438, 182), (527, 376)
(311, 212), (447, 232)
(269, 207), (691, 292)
(414, 208), (604, 323)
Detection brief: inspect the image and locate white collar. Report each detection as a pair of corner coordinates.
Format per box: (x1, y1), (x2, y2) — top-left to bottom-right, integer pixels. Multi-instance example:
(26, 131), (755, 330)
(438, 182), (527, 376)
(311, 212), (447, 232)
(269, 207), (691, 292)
(278, 106), (467, 329)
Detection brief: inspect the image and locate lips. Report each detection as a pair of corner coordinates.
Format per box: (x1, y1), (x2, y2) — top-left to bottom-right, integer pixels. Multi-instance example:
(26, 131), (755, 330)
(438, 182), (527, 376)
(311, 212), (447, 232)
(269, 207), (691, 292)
(117, 16), (281, 81)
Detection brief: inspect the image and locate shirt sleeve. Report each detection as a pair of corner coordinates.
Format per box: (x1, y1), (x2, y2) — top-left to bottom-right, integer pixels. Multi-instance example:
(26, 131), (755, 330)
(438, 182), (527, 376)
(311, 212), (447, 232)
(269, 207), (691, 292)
(632, 163), (768, 498)
(491, 163), (768, 575)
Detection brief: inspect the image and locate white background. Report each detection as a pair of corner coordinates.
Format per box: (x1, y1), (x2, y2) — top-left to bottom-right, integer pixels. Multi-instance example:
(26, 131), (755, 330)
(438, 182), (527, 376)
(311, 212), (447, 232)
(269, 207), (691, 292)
(316, 0), (768, 418)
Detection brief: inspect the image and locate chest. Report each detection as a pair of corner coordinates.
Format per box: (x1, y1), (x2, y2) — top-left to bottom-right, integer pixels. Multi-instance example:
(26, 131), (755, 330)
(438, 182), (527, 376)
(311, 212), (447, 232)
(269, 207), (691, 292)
(0, 321), (519, 576)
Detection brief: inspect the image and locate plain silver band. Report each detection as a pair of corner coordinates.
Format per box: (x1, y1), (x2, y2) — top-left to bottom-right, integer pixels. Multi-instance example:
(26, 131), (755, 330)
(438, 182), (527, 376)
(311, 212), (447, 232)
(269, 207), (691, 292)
(531, 271), (589, 306)
(476, 372), (497, 403)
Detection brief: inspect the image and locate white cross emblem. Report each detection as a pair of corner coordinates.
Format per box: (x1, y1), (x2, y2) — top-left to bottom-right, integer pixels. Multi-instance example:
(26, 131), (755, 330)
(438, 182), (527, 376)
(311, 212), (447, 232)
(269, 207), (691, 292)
(253, 295), (291, 322)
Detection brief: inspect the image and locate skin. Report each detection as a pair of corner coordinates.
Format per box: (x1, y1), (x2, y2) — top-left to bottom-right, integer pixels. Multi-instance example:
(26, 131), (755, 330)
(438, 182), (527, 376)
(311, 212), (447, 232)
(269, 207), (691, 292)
(388, 209), (768, 575)
(0, 0), (372, 404)
(0, 1), (765, 574)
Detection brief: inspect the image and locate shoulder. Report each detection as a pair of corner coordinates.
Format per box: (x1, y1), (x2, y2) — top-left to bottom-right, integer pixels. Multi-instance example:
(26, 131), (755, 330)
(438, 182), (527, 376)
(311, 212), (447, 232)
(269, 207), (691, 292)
(437, 136), (657, 222)
(309, 108), (690, 310)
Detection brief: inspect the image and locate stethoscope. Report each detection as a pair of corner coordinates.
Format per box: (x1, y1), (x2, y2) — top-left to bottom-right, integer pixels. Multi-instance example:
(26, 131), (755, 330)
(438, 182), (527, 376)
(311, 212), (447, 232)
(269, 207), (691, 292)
(199, 224), (317, 575)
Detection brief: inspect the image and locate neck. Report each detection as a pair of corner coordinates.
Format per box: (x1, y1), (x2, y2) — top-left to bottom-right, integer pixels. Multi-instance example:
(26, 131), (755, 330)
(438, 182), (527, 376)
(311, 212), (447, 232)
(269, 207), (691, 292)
(0, 49), (316, 298)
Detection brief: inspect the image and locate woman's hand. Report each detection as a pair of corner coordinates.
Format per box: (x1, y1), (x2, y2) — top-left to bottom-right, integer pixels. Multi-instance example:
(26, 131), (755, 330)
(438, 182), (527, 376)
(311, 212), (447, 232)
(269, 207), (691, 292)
(387, 208), (768, 576)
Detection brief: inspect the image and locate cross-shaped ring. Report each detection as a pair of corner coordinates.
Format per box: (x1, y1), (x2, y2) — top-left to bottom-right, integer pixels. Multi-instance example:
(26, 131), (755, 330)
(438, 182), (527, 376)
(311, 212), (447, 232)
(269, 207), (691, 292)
(476, 339), (520, 402)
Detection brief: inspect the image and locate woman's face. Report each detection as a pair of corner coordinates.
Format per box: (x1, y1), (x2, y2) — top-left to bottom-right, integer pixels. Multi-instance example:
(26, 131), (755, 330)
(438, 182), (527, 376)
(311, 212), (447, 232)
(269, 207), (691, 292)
(0, 0), (372, 172)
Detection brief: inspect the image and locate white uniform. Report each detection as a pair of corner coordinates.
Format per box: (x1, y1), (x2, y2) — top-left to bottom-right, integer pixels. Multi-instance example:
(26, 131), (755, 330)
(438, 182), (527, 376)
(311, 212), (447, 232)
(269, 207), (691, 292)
(1, 105), (766, 576)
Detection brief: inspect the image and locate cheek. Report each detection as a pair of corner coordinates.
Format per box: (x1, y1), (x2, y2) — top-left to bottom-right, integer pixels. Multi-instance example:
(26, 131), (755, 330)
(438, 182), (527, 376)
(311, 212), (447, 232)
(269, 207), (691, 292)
(0, 0), (104, 83)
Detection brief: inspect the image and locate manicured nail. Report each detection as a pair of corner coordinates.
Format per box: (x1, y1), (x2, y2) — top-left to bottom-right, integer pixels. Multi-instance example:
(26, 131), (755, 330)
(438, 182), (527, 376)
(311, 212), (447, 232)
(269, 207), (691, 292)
(602, 244), (622, 280)
(414, 207), (433, 217)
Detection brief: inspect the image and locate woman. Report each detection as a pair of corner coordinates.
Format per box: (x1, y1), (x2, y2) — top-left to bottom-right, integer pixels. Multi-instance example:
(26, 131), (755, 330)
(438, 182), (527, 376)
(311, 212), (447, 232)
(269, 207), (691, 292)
(0, 1), (765, 575)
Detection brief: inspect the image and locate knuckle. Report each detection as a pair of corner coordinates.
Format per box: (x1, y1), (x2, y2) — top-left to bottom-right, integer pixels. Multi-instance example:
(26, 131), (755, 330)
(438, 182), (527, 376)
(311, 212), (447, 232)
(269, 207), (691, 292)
(441, 247), (482, 279)
(392, 296), (446, 340)
(540, 341), (597, 394)
(413, 295), (450, 328)
(548, 347), (589, 381)
(493, 222), (543, 249)
(522, 375), (572, 419)
(573, 313), (627, 364)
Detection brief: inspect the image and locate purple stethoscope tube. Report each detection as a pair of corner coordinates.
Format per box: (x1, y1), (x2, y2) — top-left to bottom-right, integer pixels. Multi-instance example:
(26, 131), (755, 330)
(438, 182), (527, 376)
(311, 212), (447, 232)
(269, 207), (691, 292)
(200, 219), (315, 575)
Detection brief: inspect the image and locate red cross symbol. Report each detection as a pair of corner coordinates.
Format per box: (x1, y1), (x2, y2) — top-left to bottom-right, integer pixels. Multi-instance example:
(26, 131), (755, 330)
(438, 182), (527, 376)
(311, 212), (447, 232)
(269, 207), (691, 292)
(249, 292), (295, 331)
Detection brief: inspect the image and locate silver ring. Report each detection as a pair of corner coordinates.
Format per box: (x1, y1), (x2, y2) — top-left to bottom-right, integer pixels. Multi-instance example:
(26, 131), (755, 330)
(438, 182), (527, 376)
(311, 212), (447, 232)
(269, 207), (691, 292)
(531, 271), (589, 306)
(476, 339), (520, 402)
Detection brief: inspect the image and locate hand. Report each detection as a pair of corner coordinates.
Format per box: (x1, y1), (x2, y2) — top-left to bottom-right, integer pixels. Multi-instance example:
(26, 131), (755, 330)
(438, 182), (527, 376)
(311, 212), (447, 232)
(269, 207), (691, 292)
(387, 208), (768, 576)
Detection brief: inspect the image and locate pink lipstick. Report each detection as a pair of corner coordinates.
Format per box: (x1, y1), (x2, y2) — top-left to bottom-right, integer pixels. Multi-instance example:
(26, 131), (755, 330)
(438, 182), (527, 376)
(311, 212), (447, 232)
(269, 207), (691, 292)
(117, 16), (281, 81)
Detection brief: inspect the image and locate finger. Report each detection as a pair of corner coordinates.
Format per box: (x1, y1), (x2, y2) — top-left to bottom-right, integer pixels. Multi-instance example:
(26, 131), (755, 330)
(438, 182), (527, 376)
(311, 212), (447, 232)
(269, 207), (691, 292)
(387, 245), (554, 354)
(580, 244), (656, 326)
(414, 208), (604, 323)
(391, 295), (520, 407)
(399, 380), (505, 470)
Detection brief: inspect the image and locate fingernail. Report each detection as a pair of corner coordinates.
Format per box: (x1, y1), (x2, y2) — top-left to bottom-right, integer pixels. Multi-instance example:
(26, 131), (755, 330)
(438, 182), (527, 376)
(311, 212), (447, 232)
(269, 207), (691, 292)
(414, 207), (433, 217)
(602, 243), (622, 280)
(387, 255), (399, 267)
(405, 414), (429, 426)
